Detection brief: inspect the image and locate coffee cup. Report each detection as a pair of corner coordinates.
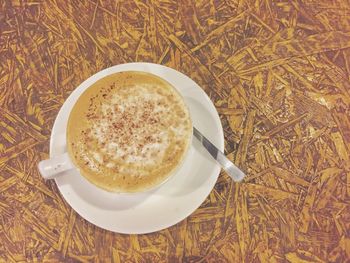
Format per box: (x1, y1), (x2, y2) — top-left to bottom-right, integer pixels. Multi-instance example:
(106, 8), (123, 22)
(38, 71), (192, 193)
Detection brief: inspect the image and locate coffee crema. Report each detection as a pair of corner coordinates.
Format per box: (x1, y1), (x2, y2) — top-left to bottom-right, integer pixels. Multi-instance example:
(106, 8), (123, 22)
(67, 71), (192, 192)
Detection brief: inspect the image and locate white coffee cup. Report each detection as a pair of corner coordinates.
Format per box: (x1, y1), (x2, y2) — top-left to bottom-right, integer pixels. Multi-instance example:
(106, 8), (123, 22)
(38, 71), (192, 193)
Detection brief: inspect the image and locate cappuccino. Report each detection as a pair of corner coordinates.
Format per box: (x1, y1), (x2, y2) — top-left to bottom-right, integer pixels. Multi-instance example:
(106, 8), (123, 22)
(67, 71), (192, 192)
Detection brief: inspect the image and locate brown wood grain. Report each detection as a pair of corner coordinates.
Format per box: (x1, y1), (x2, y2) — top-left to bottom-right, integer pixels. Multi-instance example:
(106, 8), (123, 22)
(1, 0), (350, 262)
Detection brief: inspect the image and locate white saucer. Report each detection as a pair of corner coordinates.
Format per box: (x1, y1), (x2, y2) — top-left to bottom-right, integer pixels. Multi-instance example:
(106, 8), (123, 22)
(51, 63), (224, 234)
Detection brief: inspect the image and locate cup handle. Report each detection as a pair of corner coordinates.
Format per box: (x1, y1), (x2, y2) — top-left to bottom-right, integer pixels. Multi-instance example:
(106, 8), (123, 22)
(38, 152), (75, 180)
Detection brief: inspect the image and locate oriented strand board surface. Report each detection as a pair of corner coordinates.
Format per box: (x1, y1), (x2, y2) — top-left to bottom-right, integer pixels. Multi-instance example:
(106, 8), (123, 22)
(1, 0), (350, 262)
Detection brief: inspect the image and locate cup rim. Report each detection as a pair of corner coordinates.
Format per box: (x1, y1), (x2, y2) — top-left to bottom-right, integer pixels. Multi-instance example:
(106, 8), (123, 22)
(65, 70), (194, 194)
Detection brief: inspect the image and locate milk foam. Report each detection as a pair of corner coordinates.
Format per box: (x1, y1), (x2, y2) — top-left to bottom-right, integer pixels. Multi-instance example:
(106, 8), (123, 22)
(88, 84), (188, 168)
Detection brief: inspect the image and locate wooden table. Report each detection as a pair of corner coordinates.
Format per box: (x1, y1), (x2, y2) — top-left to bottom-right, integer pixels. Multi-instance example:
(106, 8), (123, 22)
(1, 1), (349, 262)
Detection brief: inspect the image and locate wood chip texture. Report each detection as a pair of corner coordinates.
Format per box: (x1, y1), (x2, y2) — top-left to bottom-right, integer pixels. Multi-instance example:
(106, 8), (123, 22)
(1, 0), (350, 262)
